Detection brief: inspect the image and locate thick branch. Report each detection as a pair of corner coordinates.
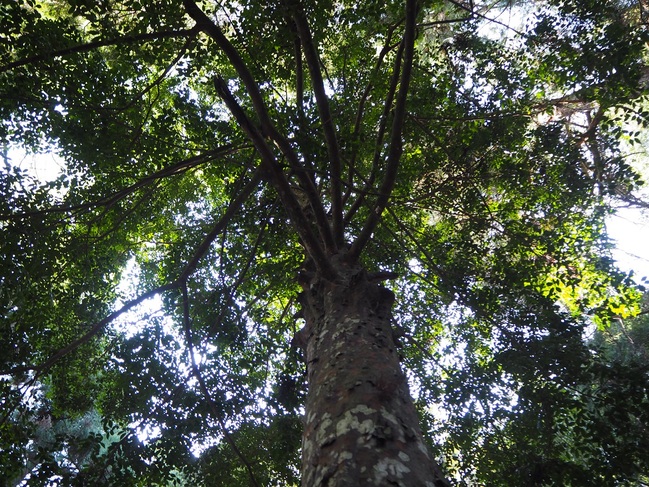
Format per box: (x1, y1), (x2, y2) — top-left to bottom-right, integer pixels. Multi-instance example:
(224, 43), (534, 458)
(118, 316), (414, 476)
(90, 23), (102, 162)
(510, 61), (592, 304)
(344, 40), (404, 226)
(292, 2), (344, 245)
(183, 0), (336, 255)
(348, 0), (419, 262)
(575, 107), (605, 146)
(213, 78), (336, 279)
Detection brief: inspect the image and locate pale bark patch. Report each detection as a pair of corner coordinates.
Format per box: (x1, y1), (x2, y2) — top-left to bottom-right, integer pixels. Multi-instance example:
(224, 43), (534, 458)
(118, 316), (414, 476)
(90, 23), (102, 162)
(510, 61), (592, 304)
(336, 408), (375, 437)
(373, 456), (411, 482)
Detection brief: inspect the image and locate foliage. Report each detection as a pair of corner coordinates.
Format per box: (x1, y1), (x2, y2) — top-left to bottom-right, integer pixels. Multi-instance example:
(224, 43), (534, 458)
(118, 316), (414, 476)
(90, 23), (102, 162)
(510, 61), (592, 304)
(1, 0), (649, 484)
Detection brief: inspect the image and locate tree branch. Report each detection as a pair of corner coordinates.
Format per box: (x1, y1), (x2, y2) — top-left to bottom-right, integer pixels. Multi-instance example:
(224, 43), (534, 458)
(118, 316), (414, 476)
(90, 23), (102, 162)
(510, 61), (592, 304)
(2, 168), (263, 377)
(179, 167), (264, 281)
(182, 0), (337, 256)
(348, 0), (419, 262)
(344, 40), (404, 226)
(213, 78), (336, 279)
(1, 145), (246, 221)
(344, 21), (402, 207)
(445, 0), (526, 37)
(289, 19), (306, 121)
(615, 192), (649, 209)
(2, 282), (180, 378)
(181, 282), (261, 487)
(120, 30), (200, 112)
(292, 1), (344, 245)
(1, 28), (198, 73)
(207, 210), (271, 336)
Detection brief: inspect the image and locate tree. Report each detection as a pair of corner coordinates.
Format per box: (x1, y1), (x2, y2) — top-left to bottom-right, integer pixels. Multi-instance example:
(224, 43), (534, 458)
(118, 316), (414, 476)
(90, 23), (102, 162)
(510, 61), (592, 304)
(1, 0), (648, 485)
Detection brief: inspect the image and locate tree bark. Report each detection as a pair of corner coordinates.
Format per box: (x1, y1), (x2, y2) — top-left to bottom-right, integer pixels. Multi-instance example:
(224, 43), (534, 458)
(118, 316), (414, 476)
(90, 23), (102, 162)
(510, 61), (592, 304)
(297, 256), (450, 486)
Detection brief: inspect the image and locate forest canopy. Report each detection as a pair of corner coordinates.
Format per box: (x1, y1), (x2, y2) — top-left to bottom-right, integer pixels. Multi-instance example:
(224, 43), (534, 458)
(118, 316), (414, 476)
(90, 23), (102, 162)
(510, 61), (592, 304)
(1, 0), (649, 485)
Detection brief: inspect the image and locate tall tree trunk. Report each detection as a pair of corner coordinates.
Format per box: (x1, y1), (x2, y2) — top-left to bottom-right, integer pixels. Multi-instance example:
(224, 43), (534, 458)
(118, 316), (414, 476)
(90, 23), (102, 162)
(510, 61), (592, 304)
(297, 256), (450, 486)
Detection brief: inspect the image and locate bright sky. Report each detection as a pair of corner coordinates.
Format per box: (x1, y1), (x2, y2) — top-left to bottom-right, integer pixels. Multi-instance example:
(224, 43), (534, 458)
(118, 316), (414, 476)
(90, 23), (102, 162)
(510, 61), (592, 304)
(607, 206), (649, 283)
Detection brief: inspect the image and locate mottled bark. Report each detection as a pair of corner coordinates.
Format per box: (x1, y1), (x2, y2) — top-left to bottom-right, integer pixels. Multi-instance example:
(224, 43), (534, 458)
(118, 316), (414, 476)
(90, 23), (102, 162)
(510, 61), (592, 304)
(297, 256), (450, 486)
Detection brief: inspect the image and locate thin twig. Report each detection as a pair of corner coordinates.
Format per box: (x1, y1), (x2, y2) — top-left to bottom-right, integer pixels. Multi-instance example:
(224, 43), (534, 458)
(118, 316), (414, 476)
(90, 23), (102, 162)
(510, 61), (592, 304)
(181, 282), (261, 487)
(343, 40), (404, 227)
(344, 21), (402, 206)
(1, 28), (198, 73)
(1, 144), (246, 220)
(2, 168), (263, 377)
(2, 282), (179, 377)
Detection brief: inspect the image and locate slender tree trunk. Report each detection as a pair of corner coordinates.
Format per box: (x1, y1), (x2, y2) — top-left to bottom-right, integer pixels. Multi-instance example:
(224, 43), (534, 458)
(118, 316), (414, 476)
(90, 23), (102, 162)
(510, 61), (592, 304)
(297, 256), (450, 486)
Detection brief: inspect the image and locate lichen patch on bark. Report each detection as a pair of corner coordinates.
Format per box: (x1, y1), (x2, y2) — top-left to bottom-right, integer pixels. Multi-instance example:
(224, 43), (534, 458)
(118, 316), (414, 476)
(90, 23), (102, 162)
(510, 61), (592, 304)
(335, 406), (376, 437)
(373, 456), (412, 481)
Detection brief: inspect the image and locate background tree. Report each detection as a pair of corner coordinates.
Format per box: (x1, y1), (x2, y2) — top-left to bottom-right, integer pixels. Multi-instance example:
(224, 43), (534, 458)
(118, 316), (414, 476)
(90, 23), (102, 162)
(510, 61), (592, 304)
(1, 0), (649, 485)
